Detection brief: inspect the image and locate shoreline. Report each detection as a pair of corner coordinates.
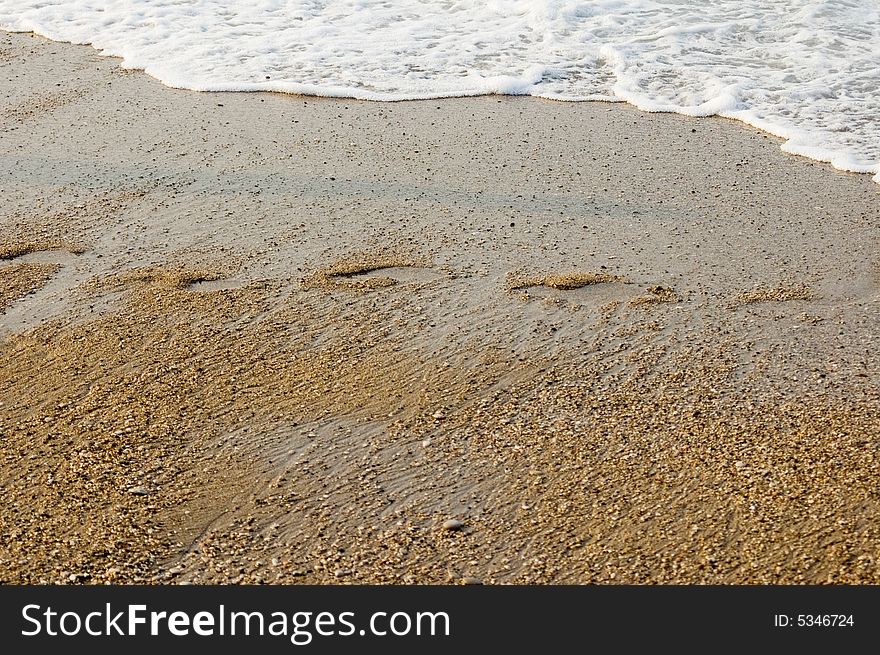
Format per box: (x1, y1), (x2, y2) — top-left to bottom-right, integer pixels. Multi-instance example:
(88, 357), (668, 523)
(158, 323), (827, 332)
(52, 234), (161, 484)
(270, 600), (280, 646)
(3, 28), (879, 184)
(1, 31), (879, 584)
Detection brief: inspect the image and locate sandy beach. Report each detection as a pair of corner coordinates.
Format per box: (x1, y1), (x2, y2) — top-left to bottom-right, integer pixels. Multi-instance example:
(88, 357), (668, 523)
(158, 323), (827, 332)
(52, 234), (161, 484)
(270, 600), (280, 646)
(1, 31), (879, 584)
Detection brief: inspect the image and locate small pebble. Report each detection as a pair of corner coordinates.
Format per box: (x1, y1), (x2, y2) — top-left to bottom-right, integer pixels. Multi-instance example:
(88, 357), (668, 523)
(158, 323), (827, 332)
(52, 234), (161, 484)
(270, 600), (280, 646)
(442, 519), (464, 531)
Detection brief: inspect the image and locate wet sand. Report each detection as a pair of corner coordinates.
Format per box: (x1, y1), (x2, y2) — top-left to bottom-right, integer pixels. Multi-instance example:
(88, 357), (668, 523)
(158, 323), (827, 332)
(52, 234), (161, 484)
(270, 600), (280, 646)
(1, 31), (879, 584)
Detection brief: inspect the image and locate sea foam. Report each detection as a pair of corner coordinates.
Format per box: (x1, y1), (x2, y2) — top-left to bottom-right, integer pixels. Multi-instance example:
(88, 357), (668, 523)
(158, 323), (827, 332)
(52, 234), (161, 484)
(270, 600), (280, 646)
(1, 1), (878, 182)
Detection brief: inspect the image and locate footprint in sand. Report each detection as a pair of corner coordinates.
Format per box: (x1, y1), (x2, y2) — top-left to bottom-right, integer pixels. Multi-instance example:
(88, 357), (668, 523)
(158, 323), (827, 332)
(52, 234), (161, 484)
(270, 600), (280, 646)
(507, 270), (681, 313)
(184, 277), (249, 292)
(0, 240), (86, 261)
(732, 283), (814, 307)
(76, 266), (255, 319)
(507, 270), (633, 309)
(89, 266), (246, 294)
(507, 271), (628, 292)
(627, 285), (680, 307)
(302, 253), (443, 291)
(0, 262), (61, 311)
(0, 240), (85, 311)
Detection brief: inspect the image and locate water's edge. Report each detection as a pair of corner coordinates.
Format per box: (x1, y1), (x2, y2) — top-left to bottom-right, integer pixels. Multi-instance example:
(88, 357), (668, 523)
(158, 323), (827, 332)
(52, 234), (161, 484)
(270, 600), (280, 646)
(5, 26), (879, 187)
